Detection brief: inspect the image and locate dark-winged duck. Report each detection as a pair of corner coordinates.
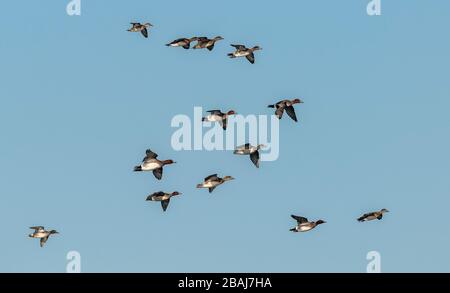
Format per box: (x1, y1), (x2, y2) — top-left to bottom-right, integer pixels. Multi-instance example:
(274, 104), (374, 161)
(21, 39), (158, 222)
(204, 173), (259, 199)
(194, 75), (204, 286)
(146, 191), (182, 212)
(290, 215), (326, 233)
(358, 209), (389, 222)
(166, 37), (198, 49)
(29, 226), (59, 247)
(127, 22), (152, 38)
(193, 36), (224, 51)
(133, 149), (175, 180)
(202, 109), (236, 130)
(233, 143), (265, 168)
(196, 174), (234, 193)
(268, 99), (303, 122)
(228, 44), (262, 64)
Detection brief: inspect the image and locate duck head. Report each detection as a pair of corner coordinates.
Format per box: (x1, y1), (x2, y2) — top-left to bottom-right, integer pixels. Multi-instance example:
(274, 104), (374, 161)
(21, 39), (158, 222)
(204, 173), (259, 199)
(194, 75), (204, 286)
(162, 159), (176, 165)
(49, 230), (59, 235)
(381, 208), (389, 213)
(171, 191), (182, 197)
(213, 36), (224, 41)
(292, 98), (304, 104)
(252, 46), (262, 51)
(227, 110), (237, 115)
(223, 176), (235, 181)
(316, 220), (326, 225)
(144, 23), (153, 27)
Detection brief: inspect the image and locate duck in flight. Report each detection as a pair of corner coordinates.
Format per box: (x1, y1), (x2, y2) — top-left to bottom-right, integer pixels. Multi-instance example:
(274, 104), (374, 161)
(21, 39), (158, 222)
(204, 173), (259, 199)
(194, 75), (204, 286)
(166, 37), (199, 49)
(29, 226), (59, 247)
(193, 36), (224, 51)
(358, 209), (389, 222)
(268, 99), (303, 122)
(146, 191), (182, 212)
(202, 109), (237, 130)
(127, 22), (152, 38)
(196, 174), (234, 193)
(228, 44), (262, 64)
(133, 149), (176, 180)
(233, 144), (265, 168)
(290, 215), (326, 233)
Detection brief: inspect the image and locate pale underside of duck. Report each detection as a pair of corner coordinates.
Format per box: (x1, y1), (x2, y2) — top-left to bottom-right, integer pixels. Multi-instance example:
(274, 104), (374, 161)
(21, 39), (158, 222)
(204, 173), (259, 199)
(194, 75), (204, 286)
(133, 149), (175, 180)
(196, 174), (234, 193)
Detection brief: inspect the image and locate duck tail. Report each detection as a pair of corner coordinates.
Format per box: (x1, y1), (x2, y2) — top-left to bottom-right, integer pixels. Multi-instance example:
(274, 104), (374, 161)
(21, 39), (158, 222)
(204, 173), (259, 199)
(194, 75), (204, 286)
(133, 166), (142, 172)
(202, 117), (207, 122)
(227, 53), (236, 58)
(267, 104), (275, 108)
(289, 228), (297, 232)
(357, 217), (364, 222)
(196, 184), (203, 188)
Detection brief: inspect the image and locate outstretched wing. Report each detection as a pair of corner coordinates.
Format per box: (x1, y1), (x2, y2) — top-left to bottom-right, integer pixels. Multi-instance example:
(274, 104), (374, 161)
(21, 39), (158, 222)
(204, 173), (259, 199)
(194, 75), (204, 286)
(30, 226), (44, 232)
(250, 151), (260, 168)
(161, 199), (170, 212)
(205, 174), (219, 182)
(246, 52), (255, 64)
(207, 43), (215, 51)
(231, 44), (246, 50)
(206, 110), (222, 115)
(143, 149), (158, 161)
(284, 106), (298, 122)
(153, 168), (163, 180)
(291, 215), (308, 224)
(40, 236), (49, 248)
(141, 28), (148, 38)
(146, 191), (165, 200)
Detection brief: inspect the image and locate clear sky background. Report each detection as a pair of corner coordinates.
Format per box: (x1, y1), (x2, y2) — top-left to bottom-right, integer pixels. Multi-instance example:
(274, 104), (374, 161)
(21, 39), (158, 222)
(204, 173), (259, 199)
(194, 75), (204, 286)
(0, 0), (449, 272)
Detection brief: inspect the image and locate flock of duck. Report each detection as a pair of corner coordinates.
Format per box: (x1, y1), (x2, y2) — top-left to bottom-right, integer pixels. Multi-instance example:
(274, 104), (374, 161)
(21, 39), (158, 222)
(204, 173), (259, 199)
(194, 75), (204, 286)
(28, 22), (389, 248)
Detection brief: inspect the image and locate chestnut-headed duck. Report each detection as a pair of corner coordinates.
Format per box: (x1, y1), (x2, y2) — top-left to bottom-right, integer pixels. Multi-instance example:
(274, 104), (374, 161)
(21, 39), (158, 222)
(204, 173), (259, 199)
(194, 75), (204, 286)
(133, 149), (175, 180)
(228, 44), (262, 64)
(268, 98), (304, 122)
(358, 209), (389, 222)
(202, 109), (237, 130)
(290, 215), (326, 233)
(196, 174), (234, 193)
(146, 191), (182, 212)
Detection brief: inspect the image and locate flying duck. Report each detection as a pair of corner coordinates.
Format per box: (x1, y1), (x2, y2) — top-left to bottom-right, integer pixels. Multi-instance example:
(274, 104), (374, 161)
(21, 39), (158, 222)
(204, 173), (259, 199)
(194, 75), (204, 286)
(228, 44), (262, 64)
(193, 36), (224, 51)
(290, 215), (326, 233)
(268, 99), (303, 122)
(233, 144), (265, 168)
(166, 37), (198, 49)
(358, 209), (389, 222)
(202, 110), (236, 130)
(196, 174), (234, 193)
(127, 22), (152, 38)
(146, 191), (182, 212)
(29, 226), (59, 247)
(133, 149), (176, 180)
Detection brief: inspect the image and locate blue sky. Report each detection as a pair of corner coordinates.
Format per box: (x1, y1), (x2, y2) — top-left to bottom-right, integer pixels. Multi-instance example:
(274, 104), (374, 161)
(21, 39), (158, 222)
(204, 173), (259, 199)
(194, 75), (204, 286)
(0, 0), (449, 272)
